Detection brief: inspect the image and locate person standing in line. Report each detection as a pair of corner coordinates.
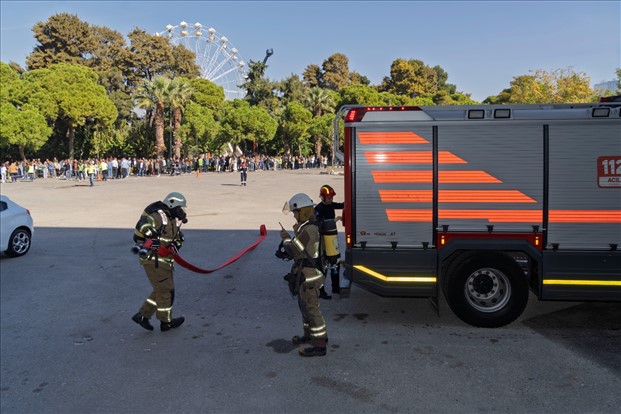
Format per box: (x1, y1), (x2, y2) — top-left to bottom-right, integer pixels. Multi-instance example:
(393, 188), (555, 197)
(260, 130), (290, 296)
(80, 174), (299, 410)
(132, 192), (187, 332)
(280, 193), (328, 357)
(314, 185), (345, 299)
(1, 162), (7, 183)
(87, 160), (97, 187)
(239, 156), (248, 186)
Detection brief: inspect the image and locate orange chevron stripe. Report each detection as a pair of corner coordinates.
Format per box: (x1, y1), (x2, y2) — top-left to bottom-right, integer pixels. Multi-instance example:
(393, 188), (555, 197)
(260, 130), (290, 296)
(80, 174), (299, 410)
(385, 210), (621, 223)
(549, 210), (621, 223)
(372, 170), (502, 183)
(379, 190), (536, 203)
(359, 131), (430, 145)
(365, 151), (467, 164)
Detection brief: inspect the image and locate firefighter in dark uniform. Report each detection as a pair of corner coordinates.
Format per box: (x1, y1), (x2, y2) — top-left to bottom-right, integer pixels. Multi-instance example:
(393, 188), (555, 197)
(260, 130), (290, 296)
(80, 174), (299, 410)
(314, 185), (345, 299)
(131, 192), (187, 332)
(281, 193), (328, 357)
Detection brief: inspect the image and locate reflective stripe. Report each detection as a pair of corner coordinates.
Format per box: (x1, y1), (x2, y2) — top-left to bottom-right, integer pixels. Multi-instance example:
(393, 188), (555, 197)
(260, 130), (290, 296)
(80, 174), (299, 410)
(304, 274), (323, 282)
(292, 238), (304, 253)
(147, 298), (157, 306)
(309, 325), (327, 338)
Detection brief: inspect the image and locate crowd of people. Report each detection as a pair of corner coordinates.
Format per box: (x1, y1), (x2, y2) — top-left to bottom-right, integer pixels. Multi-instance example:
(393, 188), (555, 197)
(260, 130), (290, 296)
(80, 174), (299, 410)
(0, 153), (334, 183)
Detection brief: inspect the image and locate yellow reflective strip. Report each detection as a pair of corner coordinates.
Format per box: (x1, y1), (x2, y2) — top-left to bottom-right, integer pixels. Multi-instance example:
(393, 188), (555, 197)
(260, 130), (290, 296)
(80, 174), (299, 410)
(543, 279), (621, 286)
(158, 307), (172, 311)
(354, 265), (437, 283)
(147, 299), (157, 306)
(310, 325), (326, 332)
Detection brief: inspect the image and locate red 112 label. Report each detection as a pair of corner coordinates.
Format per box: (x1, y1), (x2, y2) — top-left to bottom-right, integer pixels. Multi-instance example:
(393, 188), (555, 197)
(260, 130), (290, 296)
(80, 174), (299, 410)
(598, 156), (621, 188)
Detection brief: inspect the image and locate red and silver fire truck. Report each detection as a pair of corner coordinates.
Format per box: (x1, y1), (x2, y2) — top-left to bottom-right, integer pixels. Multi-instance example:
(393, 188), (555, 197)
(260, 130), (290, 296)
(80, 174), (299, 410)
(333, 101), (621, 327)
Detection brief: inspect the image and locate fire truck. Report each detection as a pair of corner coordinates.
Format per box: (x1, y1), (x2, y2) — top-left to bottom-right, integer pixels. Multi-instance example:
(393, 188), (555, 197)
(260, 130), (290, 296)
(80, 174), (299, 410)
(332, 101), (621, 327)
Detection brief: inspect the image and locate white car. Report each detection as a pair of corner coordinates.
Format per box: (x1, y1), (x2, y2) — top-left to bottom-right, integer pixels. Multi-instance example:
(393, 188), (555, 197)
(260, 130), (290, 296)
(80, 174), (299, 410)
(0, 195), (34, 257)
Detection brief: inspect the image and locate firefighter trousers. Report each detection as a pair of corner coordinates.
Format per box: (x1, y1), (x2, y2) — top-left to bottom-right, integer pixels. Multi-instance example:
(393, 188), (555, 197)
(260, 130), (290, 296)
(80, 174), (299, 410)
(298, 279), (327, 346)
(138, 262), (175, 323)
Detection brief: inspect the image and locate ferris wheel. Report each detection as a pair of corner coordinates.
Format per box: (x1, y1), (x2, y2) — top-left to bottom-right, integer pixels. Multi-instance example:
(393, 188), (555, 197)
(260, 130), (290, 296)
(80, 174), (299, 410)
(156, 21), (248, 100)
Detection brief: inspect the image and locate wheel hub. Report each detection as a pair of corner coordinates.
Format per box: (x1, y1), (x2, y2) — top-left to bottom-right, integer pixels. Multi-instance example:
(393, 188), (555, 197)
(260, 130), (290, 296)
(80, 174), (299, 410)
(465, 268), (511, 313)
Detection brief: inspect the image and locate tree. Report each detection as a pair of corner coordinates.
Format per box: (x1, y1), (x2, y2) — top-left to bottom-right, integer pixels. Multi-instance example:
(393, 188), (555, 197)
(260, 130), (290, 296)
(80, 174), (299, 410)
(498, 67), (595, 104)
(217, 100), (277, 153)
(26, 13), (93, 70)
(379, 58), (439, 98)
(24, 63), (117, 159)
(307, 114), (335, 160)
(176, 103), (220, 153)
(322, 53), (350, 91)
(279, 74), (307, 106)
(189, 78), (225, 112)
(0, 62), (21, 105)
(128, 28), (172, 82)
(0, 103), (52, 160)
(167, 77), (194, 158)
(242, 60), (277, 109)
(303, 88), (336, 157)
(349, 71), (370, 86)
(338, 84), (383, 106)
(279, 102), (312, 156)
(135, 76), (171, 157)
(302, 64), (322, 88)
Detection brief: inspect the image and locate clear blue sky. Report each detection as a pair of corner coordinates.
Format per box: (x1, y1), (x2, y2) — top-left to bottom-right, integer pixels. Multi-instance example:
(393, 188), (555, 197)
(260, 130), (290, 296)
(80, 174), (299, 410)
(1, 0), (619, 101)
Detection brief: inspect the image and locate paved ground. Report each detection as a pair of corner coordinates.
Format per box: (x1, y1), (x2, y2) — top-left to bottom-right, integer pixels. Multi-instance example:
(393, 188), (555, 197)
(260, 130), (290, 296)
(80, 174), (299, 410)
(1, 170), (620, 414)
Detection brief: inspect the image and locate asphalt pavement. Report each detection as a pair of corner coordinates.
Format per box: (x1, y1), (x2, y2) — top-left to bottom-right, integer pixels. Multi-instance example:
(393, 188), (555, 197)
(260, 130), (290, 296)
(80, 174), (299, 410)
(1, 169), (619, 413)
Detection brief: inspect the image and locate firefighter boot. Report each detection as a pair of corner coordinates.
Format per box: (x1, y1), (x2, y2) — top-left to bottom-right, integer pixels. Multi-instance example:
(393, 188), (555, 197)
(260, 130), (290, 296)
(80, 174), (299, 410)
(132, 313), (154, 331)
(319, 285), (332, 300)
(331, 274), (341, 295)
(299, 339), (327, 357)
(160, 316), (185, 332)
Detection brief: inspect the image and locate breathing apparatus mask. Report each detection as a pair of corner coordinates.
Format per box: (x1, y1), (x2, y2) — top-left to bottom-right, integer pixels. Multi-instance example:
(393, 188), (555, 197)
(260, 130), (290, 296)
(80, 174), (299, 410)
(171, 206), (188, 223)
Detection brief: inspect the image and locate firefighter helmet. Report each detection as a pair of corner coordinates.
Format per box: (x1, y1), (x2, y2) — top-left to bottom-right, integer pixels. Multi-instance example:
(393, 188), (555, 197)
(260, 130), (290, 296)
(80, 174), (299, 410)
(163, 192), (187, 209)
(320, 185), (336, 198)
(282, 193), (314, 214)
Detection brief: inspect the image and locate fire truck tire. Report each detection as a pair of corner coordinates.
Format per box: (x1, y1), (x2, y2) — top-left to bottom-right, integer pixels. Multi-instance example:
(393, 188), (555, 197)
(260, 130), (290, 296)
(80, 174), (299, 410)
(442, 252), (529, 328)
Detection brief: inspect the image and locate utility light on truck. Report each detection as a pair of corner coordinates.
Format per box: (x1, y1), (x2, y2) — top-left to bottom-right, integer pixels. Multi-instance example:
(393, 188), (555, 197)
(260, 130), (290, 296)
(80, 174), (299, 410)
(592, 107), (610, 117)
(467, 109), (485, 119)
(494, 109), (511, 118)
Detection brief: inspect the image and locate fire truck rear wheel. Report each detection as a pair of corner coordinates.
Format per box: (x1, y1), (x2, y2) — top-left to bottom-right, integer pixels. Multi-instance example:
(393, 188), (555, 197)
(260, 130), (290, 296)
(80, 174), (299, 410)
(443, 252), (528, 328)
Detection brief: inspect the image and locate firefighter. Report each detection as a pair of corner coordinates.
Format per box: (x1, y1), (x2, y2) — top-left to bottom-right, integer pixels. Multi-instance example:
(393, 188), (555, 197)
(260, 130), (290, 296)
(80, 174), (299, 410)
(281, 193), (328, 357)
(132, 192), (187, 332)
(314, 185), (345, 299)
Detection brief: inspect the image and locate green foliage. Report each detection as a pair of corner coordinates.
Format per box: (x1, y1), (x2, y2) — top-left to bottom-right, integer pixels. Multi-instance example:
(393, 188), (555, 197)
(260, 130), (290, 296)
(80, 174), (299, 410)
(0, 62), (21, 105)
(189, 78), (225, 111)
(338, 84), (383, 106)
(322, 53), (350, 91)
(177, 102), (220, 152)
(26, 13), (93, 70)
(280, 101), (312, 156)
(0, 103), (52, 159)
(307, 113), (335, 157)
(503, 68), (595, 103)
(217, 100), (277, 153)
(380, 58), (439, 97)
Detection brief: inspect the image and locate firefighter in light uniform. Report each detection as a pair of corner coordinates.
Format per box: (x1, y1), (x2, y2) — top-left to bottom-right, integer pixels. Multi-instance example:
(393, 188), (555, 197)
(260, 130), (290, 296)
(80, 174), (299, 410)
(132, 192), (187, 332)
(281, 193), (328, 357)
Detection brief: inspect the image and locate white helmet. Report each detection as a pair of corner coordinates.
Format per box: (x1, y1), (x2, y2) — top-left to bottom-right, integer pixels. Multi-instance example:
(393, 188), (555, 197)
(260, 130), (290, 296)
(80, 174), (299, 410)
(282, 193), (314, 214)
(163, 192), (187, 209)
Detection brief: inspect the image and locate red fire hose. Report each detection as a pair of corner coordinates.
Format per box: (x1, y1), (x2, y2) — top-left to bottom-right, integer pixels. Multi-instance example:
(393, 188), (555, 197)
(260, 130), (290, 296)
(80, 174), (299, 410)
(173, 224), (267, 274)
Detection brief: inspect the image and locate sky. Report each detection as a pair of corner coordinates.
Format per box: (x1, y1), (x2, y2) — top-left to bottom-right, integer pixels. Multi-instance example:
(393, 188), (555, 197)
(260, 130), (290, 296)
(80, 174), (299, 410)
(1, 0), (619, 102)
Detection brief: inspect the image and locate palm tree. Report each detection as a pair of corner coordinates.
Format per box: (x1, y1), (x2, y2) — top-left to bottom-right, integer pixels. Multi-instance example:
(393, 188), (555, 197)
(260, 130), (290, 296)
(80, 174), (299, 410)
(135, 76), (171, 157)
(303, 87), (335, 158)
(167, 78), (194, 159)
